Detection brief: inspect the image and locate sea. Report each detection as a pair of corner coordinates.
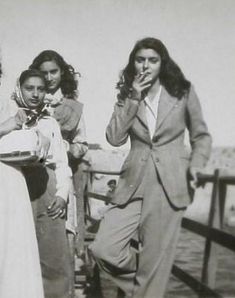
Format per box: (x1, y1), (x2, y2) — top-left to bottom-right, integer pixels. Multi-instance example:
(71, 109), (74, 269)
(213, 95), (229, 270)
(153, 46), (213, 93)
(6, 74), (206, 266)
(166, 227), (235, 298)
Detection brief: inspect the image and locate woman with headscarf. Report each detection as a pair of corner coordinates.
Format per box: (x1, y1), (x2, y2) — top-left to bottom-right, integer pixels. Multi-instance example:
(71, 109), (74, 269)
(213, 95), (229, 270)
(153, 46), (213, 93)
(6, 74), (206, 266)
(10, 69), (73, 298)
(0, 61), (44, 298)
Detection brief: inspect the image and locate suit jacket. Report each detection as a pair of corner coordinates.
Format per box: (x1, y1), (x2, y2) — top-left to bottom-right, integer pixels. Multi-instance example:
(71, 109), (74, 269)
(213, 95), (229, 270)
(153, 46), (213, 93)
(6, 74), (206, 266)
(106, 85), (212, 208)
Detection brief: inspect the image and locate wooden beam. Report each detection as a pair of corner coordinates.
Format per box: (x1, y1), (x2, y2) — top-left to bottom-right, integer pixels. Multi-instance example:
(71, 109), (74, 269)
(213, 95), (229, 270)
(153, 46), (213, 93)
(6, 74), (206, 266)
(182, 218), (235, 251)
(87, 192), (111, 202)
(172, 265), (222, 298)
(83, 169), (122, 175)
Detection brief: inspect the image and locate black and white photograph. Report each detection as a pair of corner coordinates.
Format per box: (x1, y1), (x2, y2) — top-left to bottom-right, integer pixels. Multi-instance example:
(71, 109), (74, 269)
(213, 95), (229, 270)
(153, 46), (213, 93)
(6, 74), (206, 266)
(0, 1), (235, 297)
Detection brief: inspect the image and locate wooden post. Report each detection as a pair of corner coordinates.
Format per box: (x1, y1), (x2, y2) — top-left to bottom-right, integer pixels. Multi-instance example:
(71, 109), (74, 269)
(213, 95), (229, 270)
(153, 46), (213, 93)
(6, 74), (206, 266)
(218, 180), (227, 229)
(200, 169), (222, 294)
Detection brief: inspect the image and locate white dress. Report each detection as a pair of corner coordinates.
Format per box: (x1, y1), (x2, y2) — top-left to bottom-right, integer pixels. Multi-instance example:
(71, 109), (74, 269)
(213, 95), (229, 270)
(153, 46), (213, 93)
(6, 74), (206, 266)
(0, 102), (44, 297)
(0, 162), (44, 298)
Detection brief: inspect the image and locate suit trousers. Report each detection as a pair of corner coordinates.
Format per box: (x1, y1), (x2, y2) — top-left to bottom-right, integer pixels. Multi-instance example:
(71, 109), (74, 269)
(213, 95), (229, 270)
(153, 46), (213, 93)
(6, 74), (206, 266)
(90, 157), (185, 298)
(23, 166), (72, 298)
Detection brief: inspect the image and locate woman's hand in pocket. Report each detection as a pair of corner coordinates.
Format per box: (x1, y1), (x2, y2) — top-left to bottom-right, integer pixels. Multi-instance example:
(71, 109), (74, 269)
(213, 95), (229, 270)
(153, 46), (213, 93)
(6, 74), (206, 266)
(47, 196), (67, 219)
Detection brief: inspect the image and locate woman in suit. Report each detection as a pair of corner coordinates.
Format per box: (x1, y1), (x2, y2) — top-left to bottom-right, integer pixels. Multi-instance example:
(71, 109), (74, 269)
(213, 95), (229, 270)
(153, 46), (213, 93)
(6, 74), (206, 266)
(90, 37), (212, 298)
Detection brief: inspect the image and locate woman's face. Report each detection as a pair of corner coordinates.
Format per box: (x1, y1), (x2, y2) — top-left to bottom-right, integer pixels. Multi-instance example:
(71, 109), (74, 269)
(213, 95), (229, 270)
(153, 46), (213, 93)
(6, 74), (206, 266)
(39, 60), (63, 94)
(134, 48), (161, 82)
(21, 76), (46, 109)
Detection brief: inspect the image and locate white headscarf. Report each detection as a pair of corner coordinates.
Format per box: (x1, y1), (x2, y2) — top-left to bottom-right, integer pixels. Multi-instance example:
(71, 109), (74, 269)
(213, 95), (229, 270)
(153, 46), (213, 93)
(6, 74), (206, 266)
(11, 79), (29, 109)
(11, 79), (49, 128)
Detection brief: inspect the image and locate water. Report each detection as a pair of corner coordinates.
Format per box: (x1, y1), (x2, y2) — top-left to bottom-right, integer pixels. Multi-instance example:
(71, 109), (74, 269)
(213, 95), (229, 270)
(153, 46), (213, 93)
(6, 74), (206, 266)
(166, 227), (235, 298)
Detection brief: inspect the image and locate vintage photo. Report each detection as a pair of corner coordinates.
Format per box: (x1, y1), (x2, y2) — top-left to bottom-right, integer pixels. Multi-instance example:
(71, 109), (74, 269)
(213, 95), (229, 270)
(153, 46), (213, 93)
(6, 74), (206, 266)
(0, 1), (235, 297)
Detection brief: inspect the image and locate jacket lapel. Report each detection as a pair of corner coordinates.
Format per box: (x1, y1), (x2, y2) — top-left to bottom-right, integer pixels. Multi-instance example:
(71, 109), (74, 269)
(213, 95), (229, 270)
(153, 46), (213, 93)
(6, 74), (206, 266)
(136, 100), (148, 129)
(134, 87), (178, 142)
(135, 100), (152, 143)
(154, 86), (178, 134)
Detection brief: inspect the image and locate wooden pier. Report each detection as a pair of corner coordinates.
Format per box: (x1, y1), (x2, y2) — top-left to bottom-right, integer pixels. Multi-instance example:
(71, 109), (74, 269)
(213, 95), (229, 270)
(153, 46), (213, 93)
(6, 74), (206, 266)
(74, 168), (235, 298)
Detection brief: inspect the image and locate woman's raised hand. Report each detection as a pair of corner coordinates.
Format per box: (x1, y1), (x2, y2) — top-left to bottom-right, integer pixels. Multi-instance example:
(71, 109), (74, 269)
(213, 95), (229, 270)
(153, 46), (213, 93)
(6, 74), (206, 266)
(131, 70), (152, 101)
(14, 109), (27, 129)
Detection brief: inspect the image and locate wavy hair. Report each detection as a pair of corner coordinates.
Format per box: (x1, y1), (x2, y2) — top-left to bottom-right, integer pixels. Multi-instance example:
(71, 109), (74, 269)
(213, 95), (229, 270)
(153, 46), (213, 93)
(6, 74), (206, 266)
(29, 50), (79, 99)
(117, 37), (191, 100)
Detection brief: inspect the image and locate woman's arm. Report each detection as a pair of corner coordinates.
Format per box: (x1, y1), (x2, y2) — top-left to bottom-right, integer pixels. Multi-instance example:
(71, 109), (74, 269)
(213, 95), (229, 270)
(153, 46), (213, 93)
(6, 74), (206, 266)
(106, 97), (140, 147)
(186, 85), (212, 168)
(35, 117), (72, 219)
(186, 85), (212, 188)
(54, 100), (88, 159)
(106, 71), (150, 147)
(66, 113), (88, 159)
(51, 119), (72, 201)
(0, 110), (27, 137)
(47, 119), (72, 219)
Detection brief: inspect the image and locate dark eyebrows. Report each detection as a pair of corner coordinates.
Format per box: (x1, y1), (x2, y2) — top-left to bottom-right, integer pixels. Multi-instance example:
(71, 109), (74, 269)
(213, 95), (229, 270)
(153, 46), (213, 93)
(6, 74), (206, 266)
(134, 56), (145, 62)
(149, 57), (160, 61)
(135, 55), (160, 60)
(135, 55), (160, 59)
(41, 68), (58, 73)
(23, 84), (45, 88)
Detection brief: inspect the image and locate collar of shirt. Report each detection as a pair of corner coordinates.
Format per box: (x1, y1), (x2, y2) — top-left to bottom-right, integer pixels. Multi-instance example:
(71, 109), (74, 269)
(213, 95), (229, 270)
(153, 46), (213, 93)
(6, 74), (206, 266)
(144, 86), (162, 139)
(144, 85), (162, 119)
(44, 88), (64, 107)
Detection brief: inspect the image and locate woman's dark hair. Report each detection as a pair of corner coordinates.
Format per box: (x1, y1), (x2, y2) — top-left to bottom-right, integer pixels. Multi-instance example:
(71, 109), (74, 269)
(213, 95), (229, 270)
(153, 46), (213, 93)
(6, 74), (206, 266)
(29, 50), (79, 99)
(19, 69), (46, 86)
(117, 37), (191, 100)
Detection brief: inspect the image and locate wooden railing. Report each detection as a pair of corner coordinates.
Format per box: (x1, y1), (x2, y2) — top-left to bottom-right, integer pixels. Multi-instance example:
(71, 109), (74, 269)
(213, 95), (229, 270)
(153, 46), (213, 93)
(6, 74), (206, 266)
(83, 168), (235, 297)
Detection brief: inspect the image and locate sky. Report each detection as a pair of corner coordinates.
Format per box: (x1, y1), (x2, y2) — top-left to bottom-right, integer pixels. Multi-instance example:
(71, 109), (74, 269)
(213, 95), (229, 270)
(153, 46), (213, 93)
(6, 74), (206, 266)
(0, 0), (235, 149)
